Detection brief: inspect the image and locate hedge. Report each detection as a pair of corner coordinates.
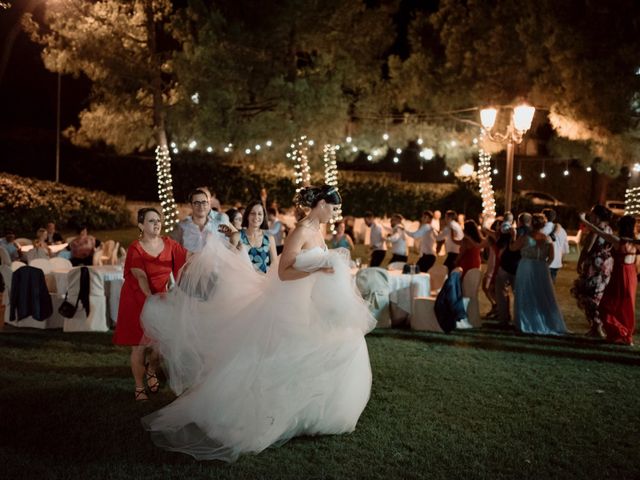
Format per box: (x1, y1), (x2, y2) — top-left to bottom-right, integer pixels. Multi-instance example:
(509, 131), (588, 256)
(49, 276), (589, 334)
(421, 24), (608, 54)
(0, 172), (131, 234)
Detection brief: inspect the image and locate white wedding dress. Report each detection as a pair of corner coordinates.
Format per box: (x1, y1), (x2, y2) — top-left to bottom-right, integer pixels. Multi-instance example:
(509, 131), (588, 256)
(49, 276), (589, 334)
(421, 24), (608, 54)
(140, 233), (376, 462)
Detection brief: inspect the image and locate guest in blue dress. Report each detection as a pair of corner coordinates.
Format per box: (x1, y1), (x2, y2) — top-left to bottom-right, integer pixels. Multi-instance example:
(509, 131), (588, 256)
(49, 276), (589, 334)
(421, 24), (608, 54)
(330, 220), (354, 251)
(511, 213), (567, 335)
(231, 200), (277, 273)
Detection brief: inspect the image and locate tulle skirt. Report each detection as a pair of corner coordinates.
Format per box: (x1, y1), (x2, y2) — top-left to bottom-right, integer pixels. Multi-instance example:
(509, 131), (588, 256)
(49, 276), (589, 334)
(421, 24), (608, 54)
(140, 236), (376, 461)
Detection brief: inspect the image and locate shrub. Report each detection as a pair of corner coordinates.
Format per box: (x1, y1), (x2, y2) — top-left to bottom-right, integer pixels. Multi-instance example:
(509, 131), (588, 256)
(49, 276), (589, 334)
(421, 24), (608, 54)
(0, 172), (131, 234)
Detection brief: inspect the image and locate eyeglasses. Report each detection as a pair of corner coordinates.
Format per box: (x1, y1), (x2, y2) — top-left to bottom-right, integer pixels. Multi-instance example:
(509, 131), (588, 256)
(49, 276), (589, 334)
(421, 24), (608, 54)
(192, 201), (209, 207)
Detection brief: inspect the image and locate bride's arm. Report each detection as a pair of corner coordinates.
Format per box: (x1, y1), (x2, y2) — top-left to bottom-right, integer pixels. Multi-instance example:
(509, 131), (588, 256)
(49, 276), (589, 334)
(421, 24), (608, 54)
(278, 228), (311, 281)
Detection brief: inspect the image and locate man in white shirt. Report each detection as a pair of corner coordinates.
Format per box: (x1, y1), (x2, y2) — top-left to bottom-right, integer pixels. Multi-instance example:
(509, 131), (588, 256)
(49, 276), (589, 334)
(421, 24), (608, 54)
(387, 213), (408, 263)
(364, 211), (386, 267)
(405, 210), (437, 273)
(171, 189), (232, 253)
(542, 208), (569, 282)
(436, 210), (464, 272)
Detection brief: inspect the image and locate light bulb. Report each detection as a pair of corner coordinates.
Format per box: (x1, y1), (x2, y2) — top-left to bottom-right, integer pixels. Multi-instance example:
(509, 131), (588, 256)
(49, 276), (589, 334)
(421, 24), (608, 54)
(382, 133), (389, 141)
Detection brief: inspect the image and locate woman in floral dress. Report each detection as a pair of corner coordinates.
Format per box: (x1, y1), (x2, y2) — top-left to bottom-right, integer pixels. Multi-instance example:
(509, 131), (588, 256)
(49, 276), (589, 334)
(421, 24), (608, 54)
(571, 205), (614, 338)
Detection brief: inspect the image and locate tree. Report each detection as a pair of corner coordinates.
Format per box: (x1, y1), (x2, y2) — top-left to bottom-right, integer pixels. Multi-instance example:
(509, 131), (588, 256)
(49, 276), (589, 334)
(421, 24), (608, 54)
(166, 0), (399, 169)
(23, 0), (181, 229)
(400, 0), (640, 170)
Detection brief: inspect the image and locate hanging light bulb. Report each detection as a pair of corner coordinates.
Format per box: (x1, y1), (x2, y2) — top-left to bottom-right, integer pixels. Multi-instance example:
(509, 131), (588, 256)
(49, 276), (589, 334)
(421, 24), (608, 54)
(206, 146), (213, 153)
(417, 138), (424, 145)
(382, 133), (389, 141)
(346, 136), (352, 143)
(493, 168), (499, 174)
(443, 170), (449, 176)
(563, 169), (569, 176)
(393, 157), (399, 163)
(266, 140), (273, 147)
(516, 174), (523, 181)
(540, 172), (546, 179)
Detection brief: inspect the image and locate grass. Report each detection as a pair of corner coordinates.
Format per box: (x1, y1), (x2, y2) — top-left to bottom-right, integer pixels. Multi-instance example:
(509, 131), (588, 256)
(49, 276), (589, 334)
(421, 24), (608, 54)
(1, 327), (639, 479)
(2, 228), (636, 478)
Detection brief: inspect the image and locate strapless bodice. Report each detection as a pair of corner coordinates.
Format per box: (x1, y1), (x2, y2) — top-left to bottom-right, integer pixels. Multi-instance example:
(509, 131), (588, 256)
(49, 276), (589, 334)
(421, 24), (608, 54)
(293, 246), (331, 272)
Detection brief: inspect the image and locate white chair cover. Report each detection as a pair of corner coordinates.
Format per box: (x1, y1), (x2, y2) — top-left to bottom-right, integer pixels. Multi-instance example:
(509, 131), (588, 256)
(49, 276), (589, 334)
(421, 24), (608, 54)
(11, 261), (26, 271)
(410, 296), (441, 332)
(50, 257), (72, 271)
(62, 267), (108, 332)
(462, 268), (482, 327)
(14, 237), (32, 247)
(355, 267), (391, 328)
(29, 258), (53, 275)
(0, 246), (11, 266)
(428, 264), (448, 294)
(387, 261), (406, 271)
(3, 265), (65, 329)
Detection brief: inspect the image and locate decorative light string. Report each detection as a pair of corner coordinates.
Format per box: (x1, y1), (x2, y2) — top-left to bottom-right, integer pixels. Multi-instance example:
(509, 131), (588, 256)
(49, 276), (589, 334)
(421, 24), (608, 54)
(477, 140), (496, 218)
(625, 187), (640, 215)
(289, 136), (311, 192)
(323, 144), (342, 233)
(155, 145), (180, 232)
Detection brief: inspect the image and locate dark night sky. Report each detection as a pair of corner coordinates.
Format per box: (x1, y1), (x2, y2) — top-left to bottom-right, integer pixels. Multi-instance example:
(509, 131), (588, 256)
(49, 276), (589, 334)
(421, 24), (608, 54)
(0, 1), (90, 136)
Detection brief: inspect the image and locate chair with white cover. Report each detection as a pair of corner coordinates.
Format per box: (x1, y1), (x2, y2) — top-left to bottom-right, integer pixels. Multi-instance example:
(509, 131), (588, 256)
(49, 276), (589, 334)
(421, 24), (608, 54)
(63, 267), (108, 332)
(427, 264), (448, 294)
(387, 261), (406, 271)
(94, 240), (119, 266)
(461, 268), (482, 328)
(567, 229), (582, 253)
(0, 246), (11, 266)
(50, 257), (73, 271)
(29, 258), (53, 275)
(411, 295), (441, 332)
(14, 237), (32, 248)
(1, 264), (12, 315)
(11, 261), (26, 271)
(355, 267), (391, 328)
(4, 265), (65, 329)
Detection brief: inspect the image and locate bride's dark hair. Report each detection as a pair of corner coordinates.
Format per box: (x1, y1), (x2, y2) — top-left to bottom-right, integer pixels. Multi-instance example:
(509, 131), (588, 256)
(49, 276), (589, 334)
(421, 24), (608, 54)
(294, 185), (342, 208)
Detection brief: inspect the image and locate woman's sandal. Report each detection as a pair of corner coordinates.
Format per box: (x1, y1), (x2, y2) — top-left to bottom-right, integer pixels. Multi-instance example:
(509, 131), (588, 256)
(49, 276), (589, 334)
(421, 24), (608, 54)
(146, 369), (160, 393)
(135, 386), (148, 402)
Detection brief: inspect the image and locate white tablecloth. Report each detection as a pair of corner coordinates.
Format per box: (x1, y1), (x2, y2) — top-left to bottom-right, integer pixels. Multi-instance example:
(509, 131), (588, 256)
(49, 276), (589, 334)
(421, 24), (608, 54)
(388, 271), (430, 315)
(48, 265), (124, 325)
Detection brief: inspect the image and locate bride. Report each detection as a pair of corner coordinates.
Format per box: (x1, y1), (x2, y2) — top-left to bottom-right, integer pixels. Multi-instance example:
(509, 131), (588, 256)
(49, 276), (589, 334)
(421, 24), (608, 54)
(140, 185), (376, 462)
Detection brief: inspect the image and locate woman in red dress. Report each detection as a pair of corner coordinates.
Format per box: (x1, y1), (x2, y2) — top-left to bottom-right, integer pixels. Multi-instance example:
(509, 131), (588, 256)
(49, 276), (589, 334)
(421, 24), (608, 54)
(113, 208), (187, 400)
(454, 220), (488, 278)
(580, 213), (637, 345)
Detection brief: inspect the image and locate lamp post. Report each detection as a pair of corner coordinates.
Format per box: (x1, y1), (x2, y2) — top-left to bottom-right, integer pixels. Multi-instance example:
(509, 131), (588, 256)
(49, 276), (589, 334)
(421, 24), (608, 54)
(55, 70), (61, 183)
(479, 104), (535, 213)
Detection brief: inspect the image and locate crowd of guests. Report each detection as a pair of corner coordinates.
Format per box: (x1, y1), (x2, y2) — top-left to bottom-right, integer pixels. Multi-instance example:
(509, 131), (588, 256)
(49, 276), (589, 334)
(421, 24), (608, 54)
(0, 222), (105, 267)
(353, 205), (636, 346)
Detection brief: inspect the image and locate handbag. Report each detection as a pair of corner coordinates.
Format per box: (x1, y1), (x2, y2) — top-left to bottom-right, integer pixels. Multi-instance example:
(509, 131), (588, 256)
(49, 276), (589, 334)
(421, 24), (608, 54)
(58, 292), (80, 318)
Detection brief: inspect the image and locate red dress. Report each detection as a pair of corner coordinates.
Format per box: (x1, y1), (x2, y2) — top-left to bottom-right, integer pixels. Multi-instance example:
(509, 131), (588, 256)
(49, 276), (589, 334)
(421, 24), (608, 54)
(599, 243), (637, 345)
(113, 237), (187, 345)
(457, 242), (482, 279)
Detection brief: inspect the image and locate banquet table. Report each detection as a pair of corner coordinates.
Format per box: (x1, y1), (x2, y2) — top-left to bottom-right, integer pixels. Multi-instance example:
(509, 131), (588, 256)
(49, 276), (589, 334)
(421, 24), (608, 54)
(48, 265), (124, 325)
(387, 270), (430, 316)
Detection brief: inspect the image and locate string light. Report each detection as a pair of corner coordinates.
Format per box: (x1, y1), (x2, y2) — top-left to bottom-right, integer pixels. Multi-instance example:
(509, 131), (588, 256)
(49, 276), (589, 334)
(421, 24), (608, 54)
(395, 148), (402, 154)
(206, 146), (213, 153)
(516, 174), (523, 181)
(323, 144), (342, 233)
(393, 157), (399, 163)
(477, 143), (496, 217)
(493, 168), (499, 175)
(155, 145), (179, 232)
(188, 140), (197, 150)
(443, 170), (449, 176)
(625, 187), (640, 215)
(417, 138), (424, 145)
(382, 133), (389, 141)
(291, 135), (310, 192)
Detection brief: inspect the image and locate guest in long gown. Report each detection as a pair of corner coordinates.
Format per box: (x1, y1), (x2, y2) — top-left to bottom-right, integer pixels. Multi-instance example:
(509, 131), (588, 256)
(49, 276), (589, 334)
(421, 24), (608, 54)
(580, 213), (637, 345)
(571, 205), (614, 338)
(511, 214), (567, 335)
(113, 208), (187, 401)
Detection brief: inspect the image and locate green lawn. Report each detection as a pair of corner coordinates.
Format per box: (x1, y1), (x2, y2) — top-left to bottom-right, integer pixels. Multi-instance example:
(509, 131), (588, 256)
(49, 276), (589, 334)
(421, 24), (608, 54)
(3, 228), (634, 478)
(1, 327), (638, 479)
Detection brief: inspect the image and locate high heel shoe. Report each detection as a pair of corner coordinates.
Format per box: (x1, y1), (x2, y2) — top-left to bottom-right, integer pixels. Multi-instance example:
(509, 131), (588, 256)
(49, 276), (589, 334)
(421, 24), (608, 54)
(135, 386), (148, 402)
(145, 367), (160, 393)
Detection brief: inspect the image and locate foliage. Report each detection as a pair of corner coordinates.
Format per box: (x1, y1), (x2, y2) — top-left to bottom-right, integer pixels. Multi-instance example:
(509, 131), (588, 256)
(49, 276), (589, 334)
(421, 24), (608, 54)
(0, 172), (130, 234)
(397, 0), (640, 168)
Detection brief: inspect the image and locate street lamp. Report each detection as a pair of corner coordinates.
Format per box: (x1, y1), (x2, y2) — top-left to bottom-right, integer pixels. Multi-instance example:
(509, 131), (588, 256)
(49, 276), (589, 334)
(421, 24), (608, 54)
(55, 71), (61, 182)
(480, 104), (535, 213)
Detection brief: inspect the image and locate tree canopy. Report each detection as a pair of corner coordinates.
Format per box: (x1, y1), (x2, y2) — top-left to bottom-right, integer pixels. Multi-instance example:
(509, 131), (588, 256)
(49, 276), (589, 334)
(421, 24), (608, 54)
(23, 0), (640, 173)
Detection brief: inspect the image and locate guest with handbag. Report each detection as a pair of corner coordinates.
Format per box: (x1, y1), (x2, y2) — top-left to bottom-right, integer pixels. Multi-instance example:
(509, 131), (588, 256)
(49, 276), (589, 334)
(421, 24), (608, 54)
(113, 208), (187, 401)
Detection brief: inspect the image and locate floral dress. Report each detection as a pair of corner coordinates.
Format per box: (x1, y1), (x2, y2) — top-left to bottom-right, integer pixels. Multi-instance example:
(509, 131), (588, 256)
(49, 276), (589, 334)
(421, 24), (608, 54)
(570, 225), (614, 327)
